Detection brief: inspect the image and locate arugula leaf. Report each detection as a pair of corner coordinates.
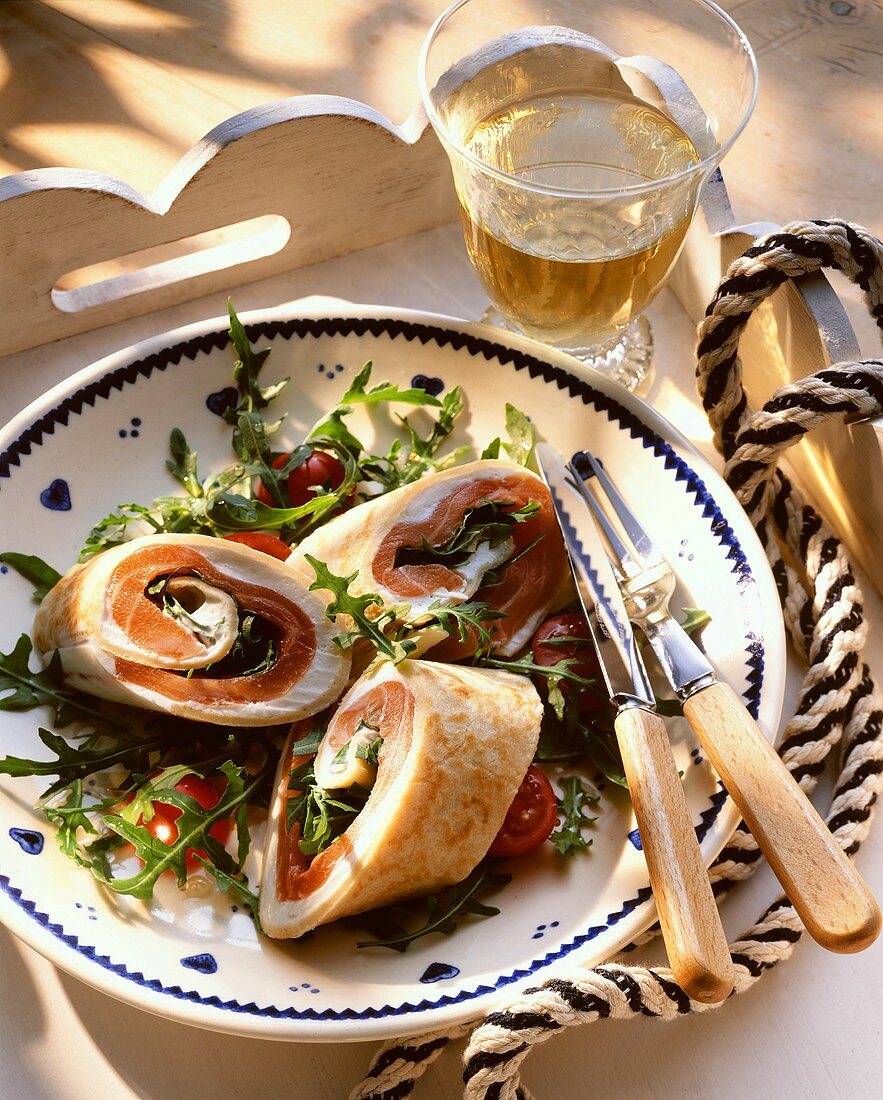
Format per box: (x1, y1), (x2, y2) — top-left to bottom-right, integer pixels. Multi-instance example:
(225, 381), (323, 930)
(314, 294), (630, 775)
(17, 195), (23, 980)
(195, 855), (262, 927)
(341, 362), (443, 408)
(0, 553), (62, 603)
(231, 411), (285, 506)
(478, 652), (607, 706)
(288, 728), (326, 757)
(166, 429), (202, 497)
(0, 725), (174, 798)
(404, 386), (464, 467)
(305, 555), (405, 661)
(549, 776), (598, 857)
(356, 737), (383, 768)
(502, 405), (537, 467)
(393, 500), (539, 569)
(79, 503), (162, 560)
(354, 861), (510, 951)
(481, 438), (501, 460)
(0, 635), (127, 731)
(398, 599), (505, 658)
(96, 760), (265, 898)
(43, 780), (102, 868)
(297, 775), (369, 857)
(225, 300), (287, 418)
(360, 387), (468, 495)
(205, 492), (332, 531)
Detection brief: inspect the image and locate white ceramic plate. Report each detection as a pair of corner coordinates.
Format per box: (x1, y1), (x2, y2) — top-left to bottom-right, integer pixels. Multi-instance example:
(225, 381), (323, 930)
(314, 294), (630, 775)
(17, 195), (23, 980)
(0, 303), (784, 1041)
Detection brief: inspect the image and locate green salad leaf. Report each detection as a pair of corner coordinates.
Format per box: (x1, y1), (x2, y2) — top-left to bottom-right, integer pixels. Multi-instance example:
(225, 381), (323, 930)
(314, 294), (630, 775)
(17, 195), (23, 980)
(0, 635), (127, 731)
(352, 860), (511, 951)
(0, 553), (62, 603)
(549, 776), (599, 857)
(502, 404), (537, 467)
(393, 500), (539, 569)
(305, 555), (408, 661)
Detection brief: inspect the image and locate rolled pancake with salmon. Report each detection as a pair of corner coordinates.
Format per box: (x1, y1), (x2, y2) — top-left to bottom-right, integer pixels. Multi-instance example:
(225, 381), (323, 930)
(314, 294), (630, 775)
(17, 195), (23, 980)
(259, 658), (543, 938)
(287, 459), (568, 657)
(33, 534), (350, 726)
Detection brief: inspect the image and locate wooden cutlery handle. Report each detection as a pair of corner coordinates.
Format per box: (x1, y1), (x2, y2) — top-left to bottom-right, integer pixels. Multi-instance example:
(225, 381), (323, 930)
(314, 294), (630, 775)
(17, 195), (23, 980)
(615, 706), (734, 1004)
(684, 681), (881, 952)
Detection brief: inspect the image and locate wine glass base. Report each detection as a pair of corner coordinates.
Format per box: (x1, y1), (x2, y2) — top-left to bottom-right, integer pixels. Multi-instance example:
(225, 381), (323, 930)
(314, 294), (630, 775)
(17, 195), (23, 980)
(479, 309), (655, 395)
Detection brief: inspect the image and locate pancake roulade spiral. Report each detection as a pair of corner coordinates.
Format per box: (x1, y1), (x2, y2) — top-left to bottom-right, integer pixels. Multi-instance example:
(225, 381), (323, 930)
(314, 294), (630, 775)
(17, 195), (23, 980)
(33, 534), (351, 726)
(287, 459), (569, 657)
(259, 658), (543, 938)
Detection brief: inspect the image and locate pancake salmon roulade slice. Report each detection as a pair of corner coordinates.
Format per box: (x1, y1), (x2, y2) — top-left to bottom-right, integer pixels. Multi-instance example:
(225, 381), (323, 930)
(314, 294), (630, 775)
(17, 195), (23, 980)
(259, 659), (543, 939)
(287, 459), (568, 656)
(32, 534), (351, 726)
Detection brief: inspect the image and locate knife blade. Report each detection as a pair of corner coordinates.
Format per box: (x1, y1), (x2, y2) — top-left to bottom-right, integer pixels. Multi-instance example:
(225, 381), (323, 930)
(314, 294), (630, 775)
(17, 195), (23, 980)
(535, 442), (654, 710)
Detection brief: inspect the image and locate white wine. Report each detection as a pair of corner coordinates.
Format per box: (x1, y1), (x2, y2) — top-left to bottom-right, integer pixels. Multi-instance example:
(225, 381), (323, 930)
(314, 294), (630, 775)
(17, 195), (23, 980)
(456, 87), (701, 347)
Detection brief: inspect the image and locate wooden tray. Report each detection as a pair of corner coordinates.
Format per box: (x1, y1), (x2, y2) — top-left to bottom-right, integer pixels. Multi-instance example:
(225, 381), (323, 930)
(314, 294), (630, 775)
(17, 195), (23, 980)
(0, 91), (879, 591)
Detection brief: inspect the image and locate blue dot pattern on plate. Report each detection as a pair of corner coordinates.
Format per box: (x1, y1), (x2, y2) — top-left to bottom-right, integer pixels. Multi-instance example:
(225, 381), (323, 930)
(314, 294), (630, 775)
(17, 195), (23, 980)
(531, 921), (560, 940)
(205, 387), (239, 416)
(9, 828), (44, 855)
(419, 962), (460, 983)
(411, 374), (445, 397)
(0, 566), (7, 574)
(180, 953), (218, 975)
(39, 479), (71, 511)
(289, 982), (321, 994)
(119, 417), (142, 439)
(628, 828), (643, 851)
(316, 363), (345, 380)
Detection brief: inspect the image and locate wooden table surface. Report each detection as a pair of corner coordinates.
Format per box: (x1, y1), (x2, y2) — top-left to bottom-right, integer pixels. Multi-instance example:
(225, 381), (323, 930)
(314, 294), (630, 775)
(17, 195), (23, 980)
(0, 3), (881, 1099)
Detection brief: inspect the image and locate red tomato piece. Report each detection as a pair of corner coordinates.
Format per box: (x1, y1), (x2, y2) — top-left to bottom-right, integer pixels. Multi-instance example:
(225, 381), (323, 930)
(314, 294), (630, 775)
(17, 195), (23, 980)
(224, 531), (291, 561)
(255, 449), (347, 507)
(488, 765), (558, 858)
(140, 773), (231, 871)
(532, 611), (605, 713)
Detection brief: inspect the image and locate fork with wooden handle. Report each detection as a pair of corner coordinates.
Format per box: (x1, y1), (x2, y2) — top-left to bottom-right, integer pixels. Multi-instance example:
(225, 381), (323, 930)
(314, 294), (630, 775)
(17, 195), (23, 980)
(536, 444), (734, 1004)
(575, 450), (881, 953)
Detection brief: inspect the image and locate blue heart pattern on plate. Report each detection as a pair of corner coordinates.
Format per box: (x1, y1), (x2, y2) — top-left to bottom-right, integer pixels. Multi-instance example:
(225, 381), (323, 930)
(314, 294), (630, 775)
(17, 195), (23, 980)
(205, 387), (239, 417)
(411, 374), (445, 397)
(180, 953), (218, 975)
(419, 962), (460, 983)
(39, 479), (71, 511)
(9, 828), (44, 855)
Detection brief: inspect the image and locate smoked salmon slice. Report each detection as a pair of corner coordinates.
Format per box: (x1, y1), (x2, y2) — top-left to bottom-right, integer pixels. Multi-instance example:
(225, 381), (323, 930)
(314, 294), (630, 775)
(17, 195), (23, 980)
(287, 459), (568, 657)
(259, 658), (542, 939)
(33, 534), (350, 726)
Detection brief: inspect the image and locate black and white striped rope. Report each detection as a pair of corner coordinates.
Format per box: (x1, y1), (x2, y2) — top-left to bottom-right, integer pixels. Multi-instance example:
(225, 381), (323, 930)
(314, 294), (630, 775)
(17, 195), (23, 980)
(350, 220), (883, 1100)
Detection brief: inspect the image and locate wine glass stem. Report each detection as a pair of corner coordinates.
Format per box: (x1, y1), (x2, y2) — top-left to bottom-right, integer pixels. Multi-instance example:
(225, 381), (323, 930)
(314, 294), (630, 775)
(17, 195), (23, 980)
(479, 308), (655, 395)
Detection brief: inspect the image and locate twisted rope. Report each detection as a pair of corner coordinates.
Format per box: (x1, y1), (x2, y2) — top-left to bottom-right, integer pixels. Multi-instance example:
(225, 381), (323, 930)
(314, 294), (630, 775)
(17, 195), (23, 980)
(351, 220), (883, 1100)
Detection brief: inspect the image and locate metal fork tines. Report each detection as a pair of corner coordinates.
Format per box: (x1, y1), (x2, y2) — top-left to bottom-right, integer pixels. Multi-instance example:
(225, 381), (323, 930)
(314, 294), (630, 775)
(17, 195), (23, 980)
(571, 450), (716, 699)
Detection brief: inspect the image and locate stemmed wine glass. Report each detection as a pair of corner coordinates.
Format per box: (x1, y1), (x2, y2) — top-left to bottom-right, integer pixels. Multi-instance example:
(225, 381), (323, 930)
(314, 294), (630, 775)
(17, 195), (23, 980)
(419, 0), (758, 391)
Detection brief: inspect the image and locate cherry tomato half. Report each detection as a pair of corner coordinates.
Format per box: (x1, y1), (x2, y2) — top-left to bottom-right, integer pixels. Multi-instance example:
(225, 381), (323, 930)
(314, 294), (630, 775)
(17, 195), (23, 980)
(488, 765), (558, 858)
(532, 611), (605, 714)
(256, 449), (347, 507)
(224, 531), (291, 561)
(139, 773), (231, 871)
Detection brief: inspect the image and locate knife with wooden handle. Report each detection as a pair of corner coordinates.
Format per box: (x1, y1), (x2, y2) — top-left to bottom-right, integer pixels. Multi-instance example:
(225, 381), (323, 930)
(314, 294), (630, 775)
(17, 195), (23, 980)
(570, 446), (881, 954)
(536, 443), (734, 1004)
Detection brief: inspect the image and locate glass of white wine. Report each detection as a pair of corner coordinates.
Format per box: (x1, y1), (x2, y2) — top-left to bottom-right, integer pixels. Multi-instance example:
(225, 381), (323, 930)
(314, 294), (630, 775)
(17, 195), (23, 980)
(419, 0), (758, 391)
